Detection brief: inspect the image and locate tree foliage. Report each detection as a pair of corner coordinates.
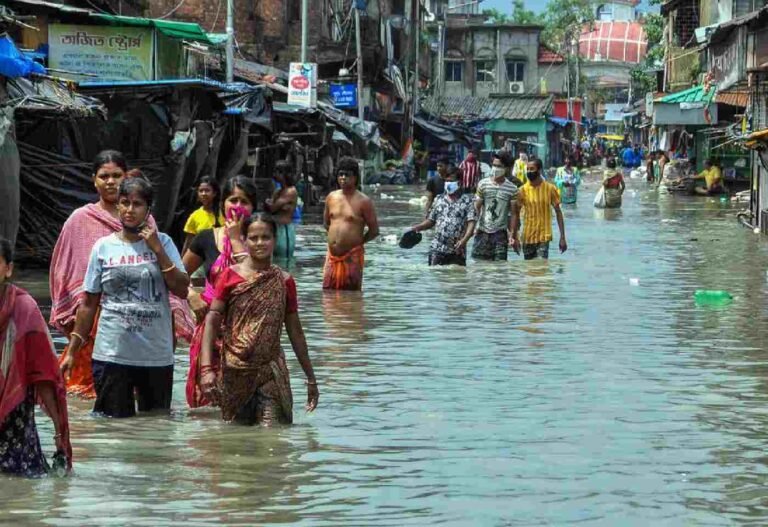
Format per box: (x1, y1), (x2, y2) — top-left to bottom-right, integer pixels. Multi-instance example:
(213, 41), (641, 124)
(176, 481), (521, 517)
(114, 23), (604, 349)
(540, 0), (595, 52)
(481, 8), (510, 24)
(510, 0), (543, 25)
(630, 12), (665, 96)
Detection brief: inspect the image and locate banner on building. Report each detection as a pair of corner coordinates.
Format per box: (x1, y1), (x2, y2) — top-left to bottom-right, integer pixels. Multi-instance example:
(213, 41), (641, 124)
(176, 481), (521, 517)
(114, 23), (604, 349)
(287, 62), (317, 108)
(709, 27), (743, 91)
(330, 84), (358, 108)
(49, 24), (154, 81)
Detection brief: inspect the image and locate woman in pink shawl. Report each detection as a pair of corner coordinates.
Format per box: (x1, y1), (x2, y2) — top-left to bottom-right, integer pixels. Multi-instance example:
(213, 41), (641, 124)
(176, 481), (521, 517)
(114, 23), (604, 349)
(183, 176), (259, 408)
(0, 238), (72, 476)
(49, 151), (194, 397)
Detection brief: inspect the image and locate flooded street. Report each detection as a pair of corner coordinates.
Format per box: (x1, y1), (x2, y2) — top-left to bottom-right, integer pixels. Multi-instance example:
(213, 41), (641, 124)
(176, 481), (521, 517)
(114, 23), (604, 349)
(6, 178), (768, 525)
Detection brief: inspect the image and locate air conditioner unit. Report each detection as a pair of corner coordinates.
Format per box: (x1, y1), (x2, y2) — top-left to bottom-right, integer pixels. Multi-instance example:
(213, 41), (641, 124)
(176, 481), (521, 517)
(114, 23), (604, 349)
(508, 81), (524, 94)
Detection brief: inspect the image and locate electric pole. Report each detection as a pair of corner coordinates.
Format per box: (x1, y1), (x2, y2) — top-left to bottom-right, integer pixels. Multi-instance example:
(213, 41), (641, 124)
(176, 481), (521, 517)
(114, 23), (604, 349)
(226, 0), (234, 82)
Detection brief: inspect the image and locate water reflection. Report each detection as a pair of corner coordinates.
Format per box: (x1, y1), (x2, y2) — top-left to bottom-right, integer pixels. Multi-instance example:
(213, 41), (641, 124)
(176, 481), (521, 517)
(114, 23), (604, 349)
(321, 291), (369, 345)
(6, 179), (768, 525)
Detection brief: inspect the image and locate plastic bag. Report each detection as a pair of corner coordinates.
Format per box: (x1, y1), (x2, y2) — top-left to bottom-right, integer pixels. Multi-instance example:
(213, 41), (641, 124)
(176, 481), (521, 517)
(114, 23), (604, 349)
(593, 186), (606, 208)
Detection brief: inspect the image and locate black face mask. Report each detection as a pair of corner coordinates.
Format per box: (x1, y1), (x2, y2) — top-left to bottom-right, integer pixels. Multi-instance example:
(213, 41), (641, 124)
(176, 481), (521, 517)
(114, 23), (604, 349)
(122, 208), (150, 234)
(527, 170), (540, 180)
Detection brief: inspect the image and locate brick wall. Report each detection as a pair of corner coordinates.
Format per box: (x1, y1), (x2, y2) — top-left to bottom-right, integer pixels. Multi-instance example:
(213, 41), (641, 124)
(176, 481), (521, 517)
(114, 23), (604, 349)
(147, 0), (385, 68)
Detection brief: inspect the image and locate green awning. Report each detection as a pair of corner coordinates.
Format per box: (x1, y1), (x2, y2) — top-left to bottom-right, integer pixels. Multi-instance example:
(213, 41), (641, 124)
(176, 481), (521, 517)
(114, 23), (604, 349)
(656, 84), (717, 104)
(90, 14), (222, 46)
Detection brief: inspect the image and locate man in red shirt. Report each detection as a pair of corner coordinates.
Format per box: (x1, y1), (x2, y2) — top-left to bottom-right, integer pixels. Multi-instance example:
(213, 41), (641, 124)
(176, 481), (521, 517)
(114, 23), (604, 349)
(459, 150), (480, 195)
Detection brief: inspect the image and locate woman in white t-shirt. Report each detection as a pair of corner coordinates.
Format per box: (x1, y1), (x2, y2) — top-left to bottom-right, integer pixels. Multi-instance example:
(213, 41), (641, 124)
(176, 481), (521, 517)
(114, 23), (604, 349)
(60, 178), (190, 418)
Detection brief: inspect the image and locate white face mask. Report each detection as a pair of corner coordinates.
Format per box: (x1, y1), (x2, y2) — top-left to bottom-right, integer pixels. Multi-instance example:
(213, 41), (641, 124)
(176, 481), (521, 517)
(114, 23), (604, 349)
(492, 167), (506, 178)
(445, 181), (460, 195)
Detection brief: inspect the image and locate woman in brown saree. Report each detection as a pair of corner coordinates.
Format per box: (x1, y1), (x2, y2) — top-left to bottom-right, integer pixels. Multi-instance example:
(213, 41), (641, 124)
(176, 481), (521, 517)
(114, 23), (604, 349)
(199, 213), (318, 425)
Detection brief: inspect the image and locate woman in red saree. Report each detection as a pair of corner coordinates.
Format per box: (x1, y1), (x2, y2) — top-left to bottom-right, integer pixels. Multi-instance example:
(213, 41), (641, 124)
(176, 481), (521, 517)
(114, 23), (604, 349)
(199, 213), (319, 425)
(49, 151), (194, 397)
(0, 238), (72, 476)
(183, 176), (259, 408)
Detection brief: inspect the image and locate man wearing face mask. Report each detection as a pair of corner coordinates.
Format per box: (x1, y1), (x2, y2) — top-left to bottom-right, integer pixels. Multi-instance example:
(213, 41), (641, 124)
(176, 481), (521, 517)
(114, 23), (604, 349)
(410, 172), (476, 266)
(512, 158), (567, 260)
(472, 152), (519, 261)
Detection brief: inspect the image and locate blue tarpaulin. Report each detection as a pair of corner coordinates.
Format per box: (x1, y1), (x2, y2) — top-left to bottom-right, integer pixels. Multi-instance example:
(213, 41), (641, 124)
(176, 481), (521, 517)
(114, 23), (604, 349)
(0, 36), (45, 78)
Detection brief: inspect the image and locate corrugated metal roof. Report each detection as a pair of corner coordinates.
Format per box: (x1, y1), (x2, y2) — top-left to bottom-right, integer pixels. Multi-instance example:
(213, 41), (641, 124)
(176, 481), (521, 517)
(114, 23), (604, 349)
(4, 0), (92, 14)
(716, 90), (749, 107)
(657, 84), (716, 104)
(709, 5), (768, 44)
(422, 95), (553, 121)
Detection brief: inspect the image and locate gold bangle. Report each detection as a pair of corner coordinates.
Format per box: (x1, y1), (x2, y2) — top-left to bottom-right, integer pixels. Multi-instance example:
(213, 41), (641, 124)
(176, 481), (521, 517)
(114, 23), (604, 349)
(305, 380), (318, 386)
(161, 264), (176, 273)
(70, 332), (86, 344)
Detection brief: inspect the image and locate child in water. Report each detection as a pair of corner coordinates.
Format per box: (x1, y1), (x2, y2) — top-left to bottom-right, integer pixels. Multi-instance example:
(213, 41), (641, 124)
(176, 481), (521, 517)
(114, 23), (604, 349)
(182, 177), (224, 256)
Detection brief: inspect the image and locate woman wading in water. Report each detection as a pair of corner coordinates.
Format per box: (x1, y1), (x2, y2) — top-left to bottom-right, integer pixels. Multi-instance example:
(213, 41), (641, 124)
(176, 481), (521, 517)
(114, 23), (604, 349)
(50, 151), (193, 397)
(0, 238), (72, 476)
(199, 213), (319, 425)
(60, 178), (189, 418)
(183, 176), (259, 408)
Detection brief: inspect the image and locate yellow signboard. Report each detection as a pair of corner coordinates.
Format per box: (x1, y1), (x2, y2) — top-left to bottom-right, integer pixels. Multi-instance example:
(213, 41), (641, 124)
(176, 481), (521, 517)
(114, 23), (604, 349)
(49, 24), (154, 81)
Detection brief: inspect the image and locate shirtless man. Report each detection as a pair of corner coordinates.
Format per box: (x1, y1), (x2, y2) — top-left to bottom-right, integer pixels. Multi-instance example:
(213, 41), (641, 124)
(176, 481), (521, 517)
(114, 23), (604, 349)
(323, 156), (379, 290)
(265, 160), (299, 261)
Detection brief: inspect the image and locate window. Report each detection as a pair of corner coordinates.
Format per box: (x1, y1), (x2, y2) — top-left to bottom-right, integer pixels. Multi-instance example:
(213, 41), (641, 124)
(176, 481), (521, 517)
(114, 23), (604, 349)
(445, 61), (463, 82)
(596, 4), (613, 21)
(506, 61), (525, 82)
(476, 61), (495, 82)
(734, 0), (768, 17)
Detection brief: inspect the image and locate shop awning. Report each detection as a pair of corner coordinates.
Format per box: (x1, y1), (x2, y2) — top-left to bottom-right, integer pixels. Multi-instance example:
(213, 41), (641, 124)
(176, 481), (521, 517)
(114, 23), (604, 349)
(414, 116), (457, 143)
(90, 14), (223, 45)
(716, 90), (749, 107)
(656, 84), (716, 105)
(597, 134), (625, 141)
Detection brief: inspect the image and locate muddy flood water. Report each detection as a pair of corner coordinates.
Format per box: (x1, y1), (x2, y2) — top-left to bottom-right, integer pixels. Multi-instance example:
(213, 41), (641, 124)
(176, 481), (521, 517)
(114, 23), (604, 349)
(5, 178), (768, 526)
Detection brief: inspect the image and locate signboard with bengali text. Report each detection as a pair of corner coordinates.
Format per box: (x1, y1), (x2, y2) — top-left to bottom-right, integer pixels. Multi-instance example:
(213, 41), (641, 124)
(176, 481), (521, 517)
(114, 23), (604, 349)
(330, 84), (358, 108)
(287, 62), (317, 108)
(49, 24), (154, 81)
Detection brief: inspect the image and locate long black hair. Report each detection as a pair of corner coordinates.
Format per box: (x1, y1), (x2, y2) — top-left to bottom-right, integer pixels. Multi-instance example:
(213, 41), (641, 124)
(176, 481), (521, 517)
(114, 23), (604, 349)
(0, 237), (13, 264)
(93, 150), (127, 175)
(197, 176), (222, 227)
(221, 175), (259, 211)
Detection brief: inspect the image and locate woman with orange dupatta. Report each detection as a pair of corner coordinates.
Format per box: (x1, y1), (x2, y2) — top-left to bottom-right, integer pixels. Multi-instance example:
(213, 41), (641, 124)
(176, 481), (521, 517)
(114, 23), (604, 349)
(49, 151), (194, 397)
(0, 238), (72, 477)
(199, 213), (319, 425)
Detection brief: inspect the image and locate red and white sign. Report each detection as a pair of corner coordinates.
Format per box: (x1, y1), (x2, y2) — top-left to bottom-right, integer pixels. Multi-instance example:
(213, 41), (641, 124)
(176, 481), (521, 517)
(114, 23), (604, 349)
(288, 62), (317, 108)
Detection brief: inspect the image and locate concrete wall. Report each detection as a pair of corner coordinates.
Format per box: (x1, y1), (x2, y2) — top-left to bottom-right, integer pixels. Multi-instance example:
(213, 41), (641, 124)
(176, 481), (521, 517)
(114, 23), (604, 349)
(541, 63), (567, 95)
(439, 25), (555, 97)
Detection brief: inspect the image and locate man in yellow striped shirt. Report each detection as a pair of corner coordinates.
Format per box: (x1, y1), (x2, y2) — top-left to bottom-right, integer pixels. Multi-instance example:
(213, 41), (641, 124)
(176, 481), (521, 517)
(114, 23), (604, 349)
(511, 158), (567, 260)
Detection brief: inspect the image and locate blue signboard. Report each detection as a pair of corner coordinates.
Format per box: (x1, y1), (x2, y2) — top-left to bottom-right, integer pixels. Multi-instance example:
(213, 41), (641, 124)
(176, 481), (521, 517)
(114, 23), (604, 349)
(330, 84), (358, 108)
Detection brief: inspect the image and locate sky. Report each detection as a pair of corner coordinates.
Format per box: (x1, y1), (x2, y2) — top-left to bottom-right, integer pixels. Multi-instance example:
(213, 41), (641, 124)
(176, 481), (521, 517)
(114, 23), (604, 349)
(479, 0), (656, 15)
